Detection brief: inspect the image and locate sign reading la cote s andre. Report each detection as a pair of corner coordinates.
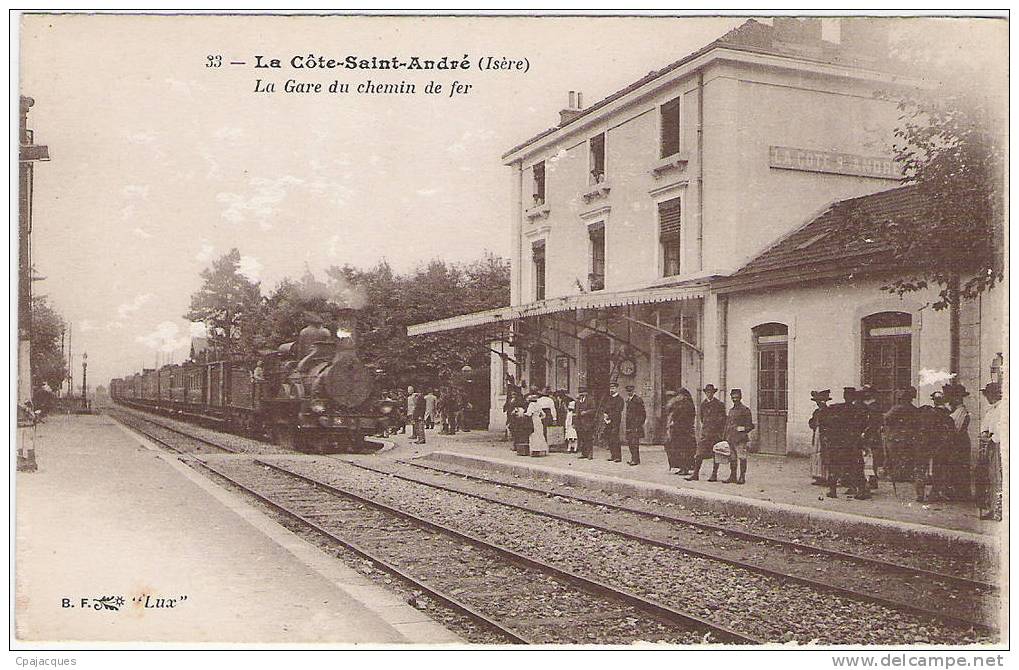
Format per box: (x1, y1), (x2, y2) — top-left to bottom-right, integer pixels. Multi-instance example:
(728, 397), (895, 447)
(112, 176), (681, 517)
(769, 146), (902, 180)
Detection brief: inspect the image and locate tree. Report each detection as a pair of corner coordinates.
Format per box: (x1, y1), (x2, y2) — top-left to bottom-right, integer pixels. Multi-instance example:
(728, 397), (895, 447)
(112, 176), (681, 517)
(31, 296), (68, 394)
(838, 23), (1006, 310)
(326, 255), (510, 389)
(184, 249), (262, 356)
(868, 89), (1005, 309)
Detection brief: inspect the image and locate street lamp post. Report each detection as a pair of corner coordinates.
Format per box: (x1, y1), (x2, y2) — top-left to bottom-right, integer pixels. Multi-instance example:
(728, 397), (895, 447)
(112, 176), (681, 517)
(81, 352), (88, 411)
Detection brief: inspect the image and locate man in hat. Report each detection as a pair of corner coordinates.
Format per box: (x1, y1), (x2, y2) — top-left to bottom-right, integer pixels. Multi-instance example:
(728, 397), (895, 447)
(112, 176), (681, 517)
(722, 389), (754, 484)
(687, 384), (726, 481)
(822, 387), (870, 499)
(882, 386), (924, 501)
(925, 386), (953, 500)
(858, 384), (883, 489)
(977, 382), (1002, 520)
(603, 381), (625, 462)
(623, 385), (647, 466)
(574, 386), (597, 459)
(809, 389), (832, 484)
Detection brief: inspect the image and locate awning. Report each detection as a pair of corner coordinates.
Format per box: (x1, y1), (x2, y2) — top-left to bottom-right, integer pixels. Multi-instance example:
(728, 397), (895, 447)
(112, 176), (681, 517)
(408, 280), (708, 336)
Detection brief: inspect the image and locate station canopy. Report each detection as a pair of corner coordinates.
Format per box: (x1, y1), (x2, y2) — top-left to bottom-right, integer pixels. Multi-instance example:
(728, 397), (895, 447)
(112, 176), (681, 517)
(407, 280), (708, 337)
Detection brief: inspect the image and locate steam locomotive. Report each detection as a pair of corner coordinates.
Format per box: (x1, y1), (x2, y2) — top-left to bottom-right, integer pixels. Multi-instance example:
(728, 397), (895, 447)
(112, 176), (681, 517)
(109, 309), (391, 453)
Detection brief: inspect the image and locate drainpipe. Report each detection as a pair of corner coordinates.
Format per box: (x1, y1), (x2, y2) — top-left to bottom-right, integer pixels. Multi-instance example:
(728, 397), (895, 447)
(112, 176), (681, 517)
(696, 70), (705, 272)
(949, 275), (961, 375)
(718, 294), (728, 396)
(511, 161), (524, 305)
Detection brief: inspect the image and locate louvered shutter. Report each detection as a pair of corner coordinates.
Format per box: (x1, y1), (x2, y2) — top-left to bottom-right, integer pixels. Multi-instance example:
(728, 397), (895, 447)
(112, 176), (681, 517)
(658, 198), (681, 239)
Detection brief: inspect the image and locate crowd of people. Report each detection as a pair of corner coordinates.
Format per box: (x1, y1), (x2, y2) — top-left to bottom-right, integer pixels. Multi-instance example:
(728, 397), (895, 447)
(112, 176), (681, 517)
(395, 371), (1003, 522)
(808, 381), (1003, 520)
(378, 385), (473, 443)
(502, 381), (755, 484)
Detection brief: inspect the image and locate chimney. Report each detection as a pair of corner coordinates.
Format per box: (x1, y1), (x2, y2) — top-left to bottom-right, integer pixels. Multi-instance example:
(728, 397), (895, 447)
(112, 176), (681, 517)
(558, 90), (584, 127)
(773, 17), (822, 44)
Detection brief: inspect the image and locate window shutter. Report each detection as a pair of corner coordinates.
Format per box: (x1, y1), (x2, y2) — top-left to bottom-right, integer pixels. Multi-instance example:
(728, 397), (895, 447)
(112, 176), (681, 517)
(658, 198), (681, 238)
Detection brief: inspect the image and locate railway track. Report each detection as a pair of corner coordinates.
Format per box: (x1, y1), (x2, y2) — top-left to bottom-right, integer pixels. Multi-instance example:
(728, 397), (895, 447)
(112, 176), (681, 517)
(111, 414), (998, 644)
(395, 458), (999, 593)
(113, 411), (758, 645)
(112, 409), (239, 455)
(337, 459), (999, 635)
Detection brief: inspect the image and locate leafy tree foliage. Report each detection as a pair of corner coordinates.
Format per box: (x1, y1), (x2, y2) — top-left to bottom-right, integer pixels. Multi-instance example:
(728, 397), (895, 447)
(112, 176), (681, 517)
(329, 254), (510, 389)
(31, 296), (68, 394)
(871, 89), (1005, 309)
(184, 249), (262, 355)
(837, 25), (1006, 310)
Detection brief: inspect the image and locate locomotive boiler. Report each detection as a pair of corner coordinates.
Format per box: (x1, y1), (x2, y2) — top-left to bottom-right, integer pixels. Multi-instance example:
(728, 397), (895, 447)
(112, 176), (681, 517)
(109, 308), (389, 454)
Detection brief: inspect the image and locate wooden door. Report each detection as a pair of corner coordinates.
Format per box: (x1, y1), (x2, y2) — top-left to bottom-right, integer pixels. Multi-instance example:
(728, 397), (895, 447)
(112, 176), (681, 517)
(755, 326), (788, 454)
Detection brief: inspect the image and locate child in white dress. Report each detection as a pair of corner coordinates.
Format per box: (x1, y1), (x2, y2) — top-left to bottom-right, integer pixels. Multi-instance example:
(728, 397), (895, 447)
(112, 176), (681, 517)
(564, 401), (578, 452)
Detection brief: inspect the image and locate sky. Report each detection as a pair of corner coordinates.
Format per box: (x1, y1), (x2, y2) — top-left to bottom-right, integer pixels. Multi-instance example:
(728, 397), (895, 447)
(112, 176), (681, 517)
(19, 13), (748, 388)
(17, 14), (1006, 390)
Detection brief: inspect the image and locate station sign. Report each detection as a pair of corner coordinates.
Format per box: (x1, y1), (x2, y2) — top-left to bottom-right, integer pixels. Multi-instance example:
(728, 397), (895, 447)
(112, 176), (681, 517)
(769, 146), (901, 180)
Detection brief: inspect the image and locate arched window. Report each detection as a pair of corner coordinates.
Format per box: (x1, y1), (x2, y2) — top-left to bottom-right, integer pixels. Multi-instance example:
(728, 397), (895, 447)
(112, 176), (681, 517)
(861, 312), (912, 411)
(753, 322), (788, 454)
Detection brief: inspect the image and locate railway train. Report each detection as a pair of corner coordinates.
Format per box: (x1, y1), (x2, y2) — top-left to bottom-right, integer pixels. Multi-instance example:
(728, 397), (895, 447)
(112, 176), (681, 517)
(109, 309), (390, 453)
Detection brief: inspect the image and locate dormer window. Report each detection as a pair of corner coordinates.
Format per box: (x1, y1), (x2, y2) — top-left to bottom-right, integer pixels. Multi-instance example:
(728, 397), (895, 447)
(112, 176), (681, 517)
(660, 97), (681, 158)
(532, 161), (546, 205)
(589, 133), (605, 184)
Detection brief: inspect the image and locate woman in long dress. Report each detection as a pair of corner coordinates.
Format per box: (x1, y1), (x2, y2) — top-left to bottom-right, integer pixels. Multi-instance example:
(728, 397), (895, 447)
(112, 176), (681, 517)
(944, 384), (971, 500)
(526, 395), (549, 456)
(808, 390), (831, 484)
(667, 389), (697, 474)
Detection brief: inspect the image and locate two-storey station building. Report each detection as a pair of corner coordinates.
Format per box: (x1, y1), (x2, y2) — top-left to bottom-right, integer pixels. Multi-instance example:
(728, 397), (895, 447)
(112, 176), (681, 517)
(410, 18), (1004, 458)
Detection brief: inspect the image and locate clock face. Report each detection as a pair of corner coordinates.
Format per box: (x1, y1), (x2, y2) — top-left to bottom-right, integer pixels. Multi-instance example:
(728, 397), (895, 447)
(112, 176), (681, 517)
(619, 359), (636, 376)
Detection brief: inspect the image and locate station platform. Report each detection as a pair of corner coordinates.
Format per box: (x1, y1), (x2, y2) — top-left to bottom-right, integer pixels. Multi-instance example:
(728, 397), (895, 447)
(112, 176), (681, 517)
(386, 427), (1000, 554)
(14, 414), (461, 646)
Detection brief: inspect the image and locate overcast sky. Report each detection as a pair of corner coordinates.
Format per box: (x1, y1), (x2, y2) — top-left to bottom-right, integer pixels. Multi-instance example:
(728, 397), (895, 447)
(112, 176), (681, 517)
(18, 14), (1005, 389)
(20, 14), (750, 387)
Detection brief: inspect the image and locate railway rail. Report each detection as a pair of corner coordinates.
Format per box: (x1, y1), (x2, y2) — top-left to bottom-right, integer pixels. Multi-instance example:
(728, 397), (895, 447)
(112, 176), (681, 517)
(110, 414), (998, 644)
(396, 459), (998, 591)
(341, 459), (998, 634)
(114, 412), (758, 645)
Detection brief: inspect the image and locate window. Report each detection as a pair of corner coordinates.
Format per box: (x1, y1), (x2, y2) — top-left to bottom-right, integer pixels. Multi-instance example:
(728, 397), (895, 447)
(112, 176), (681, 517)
(659, 197), (681, 277)
(532, 161), (546, 206)
(589, 224), (605, 291)
(754, 323), (789, 412)
(660, 97), (681, 158)
(533, 241), (546, 300)
(589, 133), (605, 184)
(862, 312), (912, 411)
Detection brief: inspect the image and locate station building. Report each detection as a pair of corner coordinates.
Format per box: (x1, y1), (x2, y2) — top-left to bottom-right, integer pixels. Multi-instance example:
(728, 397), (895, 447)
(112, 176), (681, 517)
(410, 18), (1004, 458)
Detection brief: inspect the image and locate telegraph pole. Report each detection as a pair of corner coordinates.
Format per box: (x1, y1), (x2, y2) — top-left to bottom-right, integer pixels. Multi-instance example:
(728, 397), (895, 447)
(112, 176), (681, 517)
(18, 96), (49, 472)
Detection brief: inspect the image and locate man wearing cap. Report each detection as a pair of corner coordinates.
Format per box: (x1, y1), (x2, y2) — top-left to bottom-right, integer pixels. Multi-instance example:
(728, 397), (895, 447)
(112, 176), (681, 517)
(809, 389), (832, 484)
(603, 382), (625, 462)
(882, 386), (924, 501)
(623, 385), (647, 466)
(574, 386), (597, 459)
(687, 384), (726, 481)
(977, 382), (1002, 520)
(722, 389), (754, 484)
